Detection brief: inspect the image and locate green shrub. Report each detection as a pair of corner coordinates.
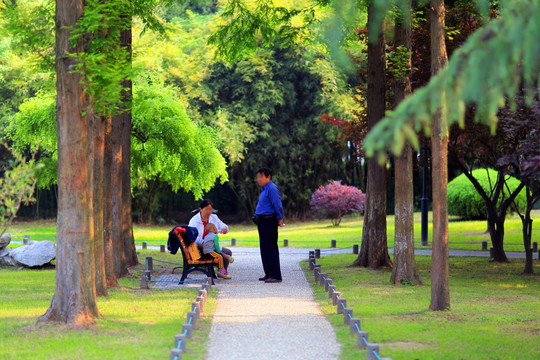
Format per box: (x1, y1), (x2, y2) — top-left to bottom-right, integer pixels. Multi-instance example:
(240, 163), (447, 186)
(447, 169), (526, 220)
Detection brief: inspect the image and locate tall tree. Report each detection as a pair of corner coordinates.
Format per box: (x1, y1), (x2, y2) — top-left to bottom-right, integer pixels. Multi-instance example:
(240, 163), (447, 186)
(428, 0), (450, 311)
(39, 0), (100, 325)
(391, 0), (422, 285)
(352, 2), (392, 269)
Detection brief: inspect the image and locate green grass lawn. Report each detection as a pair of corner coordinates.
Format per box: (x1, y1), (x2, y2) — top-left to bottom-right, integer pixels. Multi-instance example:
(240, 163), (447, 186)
(303, 254), (540, 360)
(0, 250), (215, 360)
(6, 210), (540, 252)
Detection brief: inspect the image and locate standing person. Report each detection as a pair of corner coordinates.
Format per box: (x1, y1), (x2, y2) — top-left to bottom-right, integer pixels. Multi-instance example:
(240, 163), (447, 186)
(254, 167), (284, 283)
(188, 199), (234, 271)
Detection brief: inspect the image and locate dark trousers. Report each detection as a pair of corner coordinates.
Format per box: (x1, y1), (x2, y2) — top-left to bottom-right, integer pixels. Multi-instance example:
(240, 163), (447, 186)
(258, 216), (282, 280)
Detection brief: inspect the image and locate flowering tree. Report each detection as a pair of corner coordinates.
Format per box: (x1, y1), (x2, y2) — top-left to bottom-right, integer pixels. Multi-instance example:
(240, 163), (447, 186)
(310, 180), (365, 226)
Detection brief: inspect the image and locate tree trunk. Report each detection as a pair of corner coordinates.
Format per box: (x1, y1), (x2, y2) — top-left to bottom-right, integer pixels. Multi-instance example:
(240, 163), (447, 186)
(120, 25), (138, 268)
(103, 115), (118, 288)
(391, 0), (422, 285)
(521, 186), (535, 275)
(429, 0), (450, 311)
(39, 0), (100, 325)
(352, 3), (392, 269)
(92, 112), (107, 297)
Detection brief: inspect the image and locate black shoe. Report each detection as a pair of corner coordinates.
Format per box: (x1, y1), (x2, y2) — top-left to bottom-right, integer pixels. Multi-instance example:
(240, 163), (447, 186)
(258, 276), (268, 281)
(264, 278), (282, 283)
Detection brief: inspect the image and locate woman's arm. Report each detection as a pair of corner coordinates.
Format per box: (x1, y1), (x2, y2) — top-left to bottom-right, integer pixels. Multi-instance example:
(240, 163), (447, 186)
(212, 215), (229, 234)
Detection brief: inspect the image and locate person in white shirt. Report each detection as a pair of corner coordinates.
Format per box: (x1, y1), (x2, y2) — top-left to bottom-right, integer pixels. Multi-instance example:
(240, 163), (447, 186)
(188, 199), (233, 271)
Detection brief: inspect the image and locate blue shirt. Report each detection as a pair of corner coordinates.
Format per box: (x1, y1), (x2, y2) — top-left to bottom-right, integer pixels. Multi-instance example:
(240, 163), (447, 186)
(255, 180), (284, 220)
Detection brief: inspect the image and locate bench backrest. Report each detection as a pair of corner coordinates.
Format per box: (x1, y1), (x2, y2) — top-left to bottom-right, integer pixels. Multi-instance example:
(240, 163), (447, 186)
(172, 227), (201, 263)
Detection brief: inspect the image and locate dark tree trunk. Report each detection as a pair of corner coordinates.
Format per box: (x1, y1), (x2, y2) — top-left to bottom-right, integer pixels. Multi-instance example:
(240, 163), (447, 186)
(103, 115), (118, 288)
(352, 3), (392, 269)
(520, 185), (537, 275)
(391, 0), (422, 285)
(429, 0), (450, 311)
(39, 0), (100, 325)
(120, 25), (137, 268)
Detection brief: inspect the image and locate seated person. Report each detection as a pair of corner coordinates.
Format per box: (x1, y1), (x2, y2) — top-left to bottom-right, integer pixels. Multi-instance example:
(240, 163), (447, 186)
(202, 223), (234, 279)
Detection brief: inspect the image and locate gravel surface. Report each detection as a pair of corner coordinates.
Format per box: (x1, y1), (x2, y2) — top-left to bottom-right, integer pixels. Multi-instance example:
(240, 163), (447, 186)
(205, 248), (341, 360)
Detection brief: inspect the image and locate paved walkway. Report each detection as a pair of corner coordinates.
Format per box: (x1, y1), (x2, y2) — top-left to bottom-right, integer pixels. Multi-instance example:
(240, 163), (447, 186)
(205, 248), (340, 360)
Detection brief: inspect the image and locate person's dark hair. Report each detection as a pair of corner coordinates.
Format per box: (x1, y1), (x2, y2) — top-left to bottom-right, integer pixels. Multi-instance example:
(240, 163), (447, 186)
(257, 167), (272, 178)
(198, 199), (214, 209)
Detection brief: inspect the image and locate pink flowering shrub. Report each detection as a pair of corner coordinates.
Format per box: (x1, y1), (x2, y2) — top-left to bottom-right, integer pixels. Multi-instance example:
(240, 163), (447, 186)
(310, 180), (366, 226)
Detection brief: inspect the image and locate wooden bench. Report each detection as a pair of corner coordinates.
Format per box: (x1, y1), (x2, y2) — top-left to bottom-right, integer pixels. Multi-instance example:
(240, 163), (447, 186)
(170, 226), (218, 284)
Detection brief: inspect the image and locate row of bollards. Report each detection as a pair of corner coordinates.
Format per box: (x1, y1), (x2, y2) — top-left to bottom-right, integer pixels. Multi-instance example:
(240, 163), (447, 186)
(169, 277), (213, 360)
(309, 251), (392, 360)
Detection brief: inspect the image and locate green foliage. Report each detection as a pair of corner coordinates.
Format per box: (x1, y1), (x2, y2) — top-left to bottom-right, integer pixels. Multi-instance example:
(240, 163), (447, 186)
(0, 143), (42, 236)
(363, 0), (540, 162)
(131, 76), (228, 199)
(448, 168), (526, 220)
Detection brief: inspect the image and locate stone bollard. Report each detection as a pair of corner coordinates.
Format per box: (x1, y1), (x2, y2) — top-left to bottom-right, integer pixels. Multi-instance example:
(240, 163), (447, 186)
(202, 283), (211, 293)
(533, 242), (538, 253)
(343, 308), (353, 325)
(357, 331), (369, 349)
(319, 273), (327, 286)
(324, 278), (333, 292)
(315, 249), (321, 258)
(331, 239), (336, 248)
(309, 250), (315, 258)
(192, 302), (201, 319)
(206, 277), (213, 289)
(350, 318), (361, 335)
(170, 349), (183, 360)
(140, 274), (149, 289)
(187, 312), (197, 329)
(23, 235), (29, 245)
(146, 256), (153, 271)
(198, 289), (207, 302)
(182, 324), (193, 339)
(353, 244), (359, 254)
(309, 258), (315, 270)
(142, 241), (147, 250)
(481, 241), (488, 251)
(313, 265), (321, 278)
(160, 244), (166, 253)
(196, 296), (205, 313)
(337, 298), (347, 314)
(367, 343), (380, 360)
(328, 285), (337, 298)
(144, 270), (151, 281)
(489, 248), (494, 258)
(174, 334), (187, 352)
(231, 238), (236, 246)
(332, 291), (341, 305)
(283, 239), (289, 247)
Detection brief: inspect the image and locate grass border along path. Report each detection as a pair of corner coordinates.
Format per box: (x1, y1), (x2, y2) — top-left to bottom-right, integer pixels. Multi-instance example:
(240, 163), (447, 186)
(303, 253), (539, 360)
(0, 250), (215, 360)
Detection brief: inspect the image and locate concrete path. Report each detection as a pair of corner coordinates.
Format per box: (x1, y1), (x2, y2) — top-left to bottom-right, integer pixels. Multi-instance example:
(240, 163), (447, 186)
(205, 248), (340, 360)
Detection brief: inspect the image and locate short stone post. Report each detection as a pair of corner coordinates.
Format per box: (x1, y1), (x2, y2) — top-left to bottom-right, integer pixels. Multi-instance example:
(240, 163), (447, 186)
(315, 249), (321, 258)
(353, 244), (359, 254)
(187, 312), (197, 329)
(337, 298), (347, 313)
(343, 308), (353, 325)
(324, 278), (333, 292)
(357, 331), (369, 349)
(319, 273), (327, 286)
(332, 291), (341, 305)
(328, 285), (336, 298)
(309, 258), (315, 270)
(182, 324), (193, 338)
(231, 238), (236, 246)
(140, 274), (149, 289)
(174, 334), (187, 352)
(313, 265), (321, 278)
(331, 239), (336, 248)
(146, 256), (153, 271)
(367, 343), (380, 360)
(196, 296), (205, 313)
(170, 349), (183, 360)
(192, 302), (201, 319)
(198, 289), (207, 302)
(481, 241), (488, 251)
(350, 318), (361, 335)
(309, 250), (315, 258)
(144, 270), (151, 281)
(283, 239), (288, 247)
(202, 283), (211, 293)
(23, 235), (29, 245)
(142, 241), (147, 250)
(160, 244), (166, 252)
(533, 241), (538, 253)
